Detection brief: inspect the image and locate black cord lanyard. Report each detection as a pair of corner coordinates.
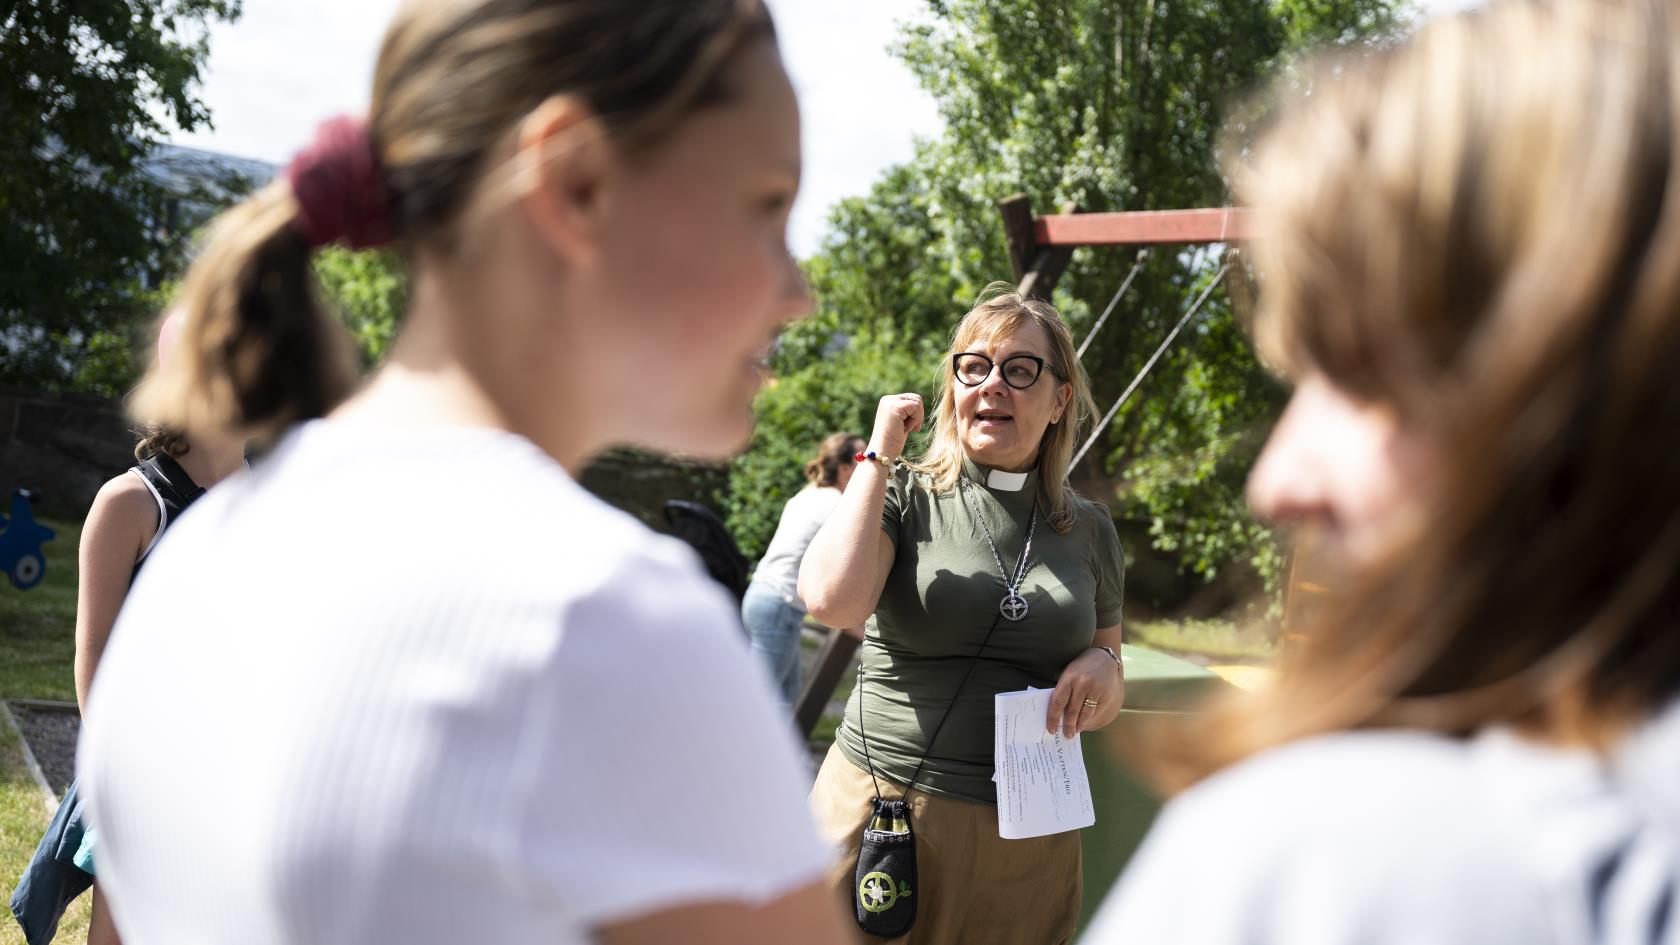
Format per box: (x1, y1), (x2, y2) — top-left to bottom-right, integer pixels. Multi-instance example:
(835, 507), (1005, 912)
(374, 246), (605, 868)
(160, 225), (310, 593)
(856, 610), (1008, 803)
(856, 489), (1039, 802)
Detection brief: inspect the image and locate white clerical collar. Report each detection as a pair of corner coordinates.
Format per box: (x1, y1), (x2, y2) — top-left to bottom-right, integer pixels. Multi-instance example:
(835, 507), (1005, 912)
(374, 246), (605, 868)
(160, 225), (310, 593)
(962, 455), (1038, 493)
(986, 468), (1029, 492)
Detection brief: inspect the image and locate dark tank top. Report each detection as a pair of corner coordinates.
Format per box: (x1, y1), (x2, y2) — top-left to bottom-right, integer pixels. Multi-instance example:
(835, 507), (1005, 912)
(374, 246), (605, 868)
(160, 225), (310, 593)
(130, 452), (206, 584)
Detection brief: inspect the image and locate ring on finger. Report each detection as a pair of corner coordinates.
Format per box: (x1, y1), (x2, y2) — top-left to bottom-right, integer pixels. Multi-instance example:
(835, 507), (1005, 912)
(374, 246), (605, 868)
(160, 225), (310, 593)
(1082, 698), (1100, 709)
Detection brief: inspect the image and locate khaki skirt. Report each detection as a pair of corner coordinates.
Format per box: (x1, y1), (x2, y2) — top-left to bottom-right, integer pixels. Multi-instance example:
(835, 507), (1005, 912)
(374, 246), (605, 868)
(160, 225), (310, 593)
(808, 745), (1082, 945)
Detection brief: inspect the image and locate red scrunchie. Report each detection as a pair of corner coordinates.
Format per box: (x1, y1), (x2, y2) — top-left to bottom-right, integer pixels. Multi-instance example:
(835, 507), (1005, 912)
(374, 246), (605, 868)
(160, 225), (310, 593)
(286, 115), (395, 250)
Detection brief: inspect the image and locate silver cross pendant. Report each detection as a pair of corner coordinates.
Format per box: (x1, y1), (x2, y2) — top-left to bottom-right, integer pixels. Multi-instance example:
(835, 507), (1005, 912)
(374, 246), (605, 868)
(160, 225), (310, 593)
(1000, 592), (1029, 621)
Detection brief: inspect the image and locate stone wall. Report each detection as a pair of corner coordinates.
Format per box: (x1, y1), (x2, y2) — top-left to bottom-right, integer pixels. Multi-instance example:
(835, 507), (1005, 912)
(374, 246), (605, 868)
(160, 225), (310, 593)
(0, 387), (134, 521)
(577, 448), (731, 532)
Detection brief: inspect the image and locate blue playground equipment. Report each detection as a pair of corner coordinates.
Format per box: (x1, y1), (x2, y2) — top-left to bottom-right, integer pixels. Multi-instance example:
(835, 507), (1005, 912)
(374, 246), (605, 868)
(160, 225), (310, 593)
(0, 488), (55, 590)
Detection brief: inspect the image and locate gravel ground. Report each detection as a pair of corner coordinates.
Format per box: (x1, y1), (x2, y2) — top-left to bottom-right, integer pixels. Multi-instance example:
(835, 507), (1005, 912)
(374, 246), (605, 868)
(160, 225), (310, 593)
(10, 703), (79, 797)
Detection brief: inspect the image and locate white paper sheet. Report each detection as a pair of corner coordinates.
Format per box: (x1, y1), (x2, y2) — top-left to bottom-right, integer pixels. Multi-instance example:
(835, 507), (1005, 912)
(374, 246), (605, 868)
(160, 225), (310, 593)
(993, 687), (1097, 839)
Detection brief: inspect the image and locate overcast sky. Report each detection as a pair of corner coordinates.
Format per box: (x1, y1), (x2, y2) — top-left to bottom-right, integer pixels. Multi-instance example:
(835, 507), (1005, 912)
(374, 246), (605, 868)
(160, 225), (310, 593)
(165, 0), (944, 259)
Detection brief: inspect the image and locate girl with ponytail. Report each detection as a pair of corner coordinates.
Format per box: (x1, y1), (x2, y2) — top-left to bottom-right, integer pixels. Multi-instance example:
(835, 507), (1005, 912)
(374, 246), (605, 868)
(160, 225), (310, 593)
(76, 3), (849, 944)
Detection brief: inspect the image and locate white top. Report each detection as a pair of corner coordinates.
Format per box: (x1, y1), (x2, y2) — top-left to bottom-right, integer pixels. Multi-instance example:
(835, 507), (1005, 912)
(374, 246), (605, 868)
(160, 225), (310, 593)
(79, 421), (829, 945)
(1087, 700), (1680, 944)
(748, 484), (841, 609)
(129, 467), (172, 559)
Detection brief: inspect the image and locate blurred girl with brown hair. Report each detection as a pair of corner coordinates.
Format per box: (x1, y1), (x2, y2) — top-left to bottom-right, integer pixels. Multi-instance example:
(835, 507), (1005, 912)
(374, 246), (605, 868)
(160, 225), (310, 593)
(1091, 1), (1680, 941)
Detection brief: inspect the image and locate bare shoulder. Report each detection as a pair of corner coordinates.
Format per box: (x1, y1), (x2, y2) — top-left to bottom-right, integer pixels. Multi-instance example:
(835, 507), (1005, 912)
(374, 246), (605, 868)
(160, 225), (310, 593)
(85, 471), (160, 548)
(92, 471), (157, 520)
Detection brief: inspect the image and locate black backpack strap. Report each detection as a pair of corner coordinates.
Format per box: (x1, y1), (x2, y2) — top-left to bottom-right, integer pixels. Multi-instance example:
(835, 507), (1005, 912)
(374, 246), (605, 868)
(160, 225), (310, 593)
(128, 453), (205, 585)
(134, 454), (206, 528)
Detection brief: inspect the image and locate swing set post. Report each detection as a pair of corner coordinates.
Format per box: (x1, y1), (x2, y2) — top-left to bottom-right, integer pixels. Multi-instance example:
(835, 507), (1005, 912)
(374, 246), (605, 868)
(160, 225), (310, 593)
(1000, 195), (1079, 301)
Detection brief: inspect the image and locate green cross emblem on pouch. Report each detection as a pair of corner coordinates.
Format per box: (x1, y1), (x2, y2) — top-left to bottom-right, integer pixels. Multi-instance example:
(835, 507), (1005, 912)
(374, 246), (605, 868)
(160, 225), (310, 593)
(859, 871), (912, 913)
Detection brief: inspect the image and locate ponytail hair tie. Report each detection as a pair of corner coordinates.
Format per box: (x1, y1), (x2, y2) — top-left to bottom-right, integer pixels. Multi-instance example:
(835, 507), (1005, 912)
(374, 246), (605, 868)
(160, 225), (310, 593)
(286, 115), (395, 250)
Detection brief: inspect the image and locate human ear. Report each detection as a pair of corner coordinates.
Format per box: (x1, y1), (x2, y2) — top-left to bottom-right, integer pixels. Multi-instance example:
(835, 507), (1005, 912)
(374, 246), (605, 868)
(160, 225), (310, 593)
(1051, 381), (1073, 423)
(513, 95), (612, 267)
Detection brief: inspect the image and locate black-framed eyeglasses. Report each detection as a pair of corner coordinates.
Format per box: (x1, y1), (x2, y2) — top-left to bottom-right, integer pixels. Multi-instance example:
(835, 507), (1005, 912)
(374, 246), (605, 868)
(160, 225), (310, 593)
(952, 352), (1061, 390)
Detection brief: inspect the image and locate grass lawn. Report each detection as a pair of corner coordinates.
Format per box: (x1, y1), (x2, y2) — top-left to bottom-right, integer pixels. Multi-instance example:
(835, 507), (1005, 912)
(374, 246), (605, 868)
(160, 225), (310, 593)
(1, 710), (90, 944)
(0, 516), (81, 703)
(1128, 617), (1278, 663)
(0, 514), (88, 943)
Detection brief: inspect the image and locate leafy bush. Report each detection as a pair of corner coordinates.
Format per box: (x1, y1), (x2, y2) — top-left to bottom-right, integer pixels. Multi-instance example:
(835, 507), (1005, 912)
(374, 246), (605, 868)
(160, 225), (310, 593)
(727, 340), (932, 562)
(313, 247), (407, 368)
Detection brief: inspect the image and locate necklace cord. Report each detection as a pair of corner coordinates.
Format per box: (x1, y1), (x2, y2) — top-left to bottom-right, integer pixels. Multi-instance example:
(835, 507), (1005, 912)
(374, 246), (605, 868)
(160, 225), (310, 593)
(855, 476), (1036, 804)
(857, 609), (1008, 805)
(961, 478), (1038, 612)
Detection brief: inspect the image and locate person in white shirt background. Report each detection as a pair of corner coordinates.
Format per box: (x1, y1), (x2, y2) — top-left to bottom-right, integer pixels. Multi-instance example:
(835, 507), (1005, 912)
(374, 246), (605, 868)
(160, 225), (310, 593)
(1088, 0), (1680, 941)
(74, 1), (853, 943)
(742, 431), (864, 707)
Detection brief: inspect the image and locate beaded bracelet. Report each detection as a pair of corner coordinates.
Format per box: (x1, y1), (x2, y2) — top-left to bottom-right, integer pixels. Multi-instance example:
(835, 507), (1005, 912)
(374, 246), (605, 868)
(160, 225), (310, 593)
(854, 450), (905, 469)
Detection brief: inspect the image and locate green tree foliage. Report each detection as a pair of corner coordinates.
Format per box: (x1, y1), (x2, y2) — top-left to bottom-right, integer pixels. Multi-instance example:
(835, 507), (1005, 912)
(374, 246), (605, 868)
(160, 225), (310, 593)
(733, 0), (1402, 588)
(1, 0), (241, 389)
(728, 342), (933, 561)
(62, 285), (172, 398)
(313, 248), (407, 369)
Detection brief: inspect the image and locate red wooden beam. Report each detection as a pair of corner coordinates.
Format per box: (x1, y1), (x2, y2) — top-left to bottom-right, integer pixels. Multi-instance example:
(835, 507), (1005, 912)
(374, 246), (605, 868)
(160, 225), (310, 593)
(1033, 208), (1254, 247)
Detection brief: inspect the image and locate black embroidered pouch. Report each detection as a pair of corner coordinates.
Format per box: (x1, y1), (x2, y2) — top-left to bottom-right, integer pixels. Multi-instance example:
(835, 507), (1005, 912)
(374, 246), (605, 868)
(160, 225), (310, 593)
(853, 798), (917, 937)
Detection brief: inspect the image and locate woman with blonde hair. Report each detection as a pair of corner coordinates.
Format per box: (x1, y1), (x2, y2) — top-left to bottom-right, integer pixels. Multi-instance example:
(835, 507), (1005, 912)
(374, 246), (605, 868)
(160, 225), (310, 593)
(1090, 0), (1680, 940)
(742, 431), (865, 706)
(74, 2), (852, 944)
(801, 288), (1126, 943)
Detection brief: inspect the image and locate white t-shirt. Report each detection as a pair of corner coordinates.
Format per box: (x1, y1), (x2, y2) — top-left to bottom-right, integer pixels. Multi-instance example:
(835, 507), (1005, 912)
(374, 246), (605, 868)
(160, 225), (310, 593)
(1086, 700), (1680, 944)
(748, 484), (841, 610)
(78, 421), (829, 945)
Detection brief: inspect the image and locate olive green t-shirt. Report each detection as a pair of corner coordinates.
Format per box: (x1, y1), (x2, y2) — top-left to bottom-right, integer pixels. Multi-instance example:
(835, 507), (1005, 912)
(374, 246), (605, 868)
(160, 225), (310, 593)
(835, 457), (1126, 804)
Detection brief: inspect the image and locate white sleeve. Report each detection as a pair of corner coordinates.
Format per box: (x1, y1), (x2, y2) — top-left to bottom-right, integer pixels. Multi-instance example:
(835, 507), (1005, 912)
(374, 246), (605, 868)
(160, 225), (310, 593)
(1084, 736), (1548, 945)
(520, 542), (830, 929)
(1084, 785), (1290, 945)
